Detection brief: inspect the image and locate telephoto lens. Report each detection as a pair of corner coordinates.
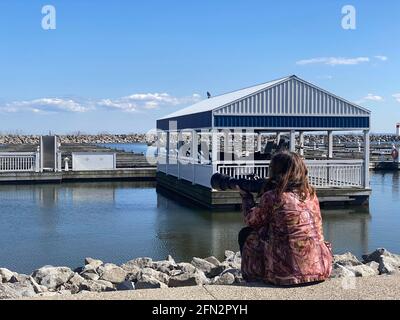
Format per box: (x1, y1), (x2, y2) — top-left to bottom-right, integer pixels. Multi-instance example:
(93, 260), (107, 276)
(210, 173), (266, 194)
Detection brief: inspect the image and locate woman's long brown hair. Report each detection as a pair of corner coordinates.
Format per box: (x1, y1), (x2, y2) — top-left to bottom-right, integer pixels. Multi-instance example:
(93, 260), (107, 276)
(261, 152), (315, 201)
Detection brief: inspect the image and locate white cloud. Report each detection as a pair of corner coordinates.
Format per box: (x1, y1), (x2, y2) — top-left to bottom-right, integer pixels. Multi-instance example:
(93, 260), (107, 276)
(97, 93), (201, 112)
(296, 57), (370, 66)
(393, 93), (400, 103)
(363, 94), (384, 102)
(374, 55), (388, 61)
(0, 93), (202, 114)
(3, 98), (91, 113)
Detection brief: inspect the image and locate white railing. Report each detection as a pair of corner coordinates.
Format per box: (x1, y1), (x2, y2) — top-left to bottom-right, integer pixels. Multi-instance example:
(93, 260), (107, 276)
(0, 152), (38, 172)
(216, 160), (365, 188)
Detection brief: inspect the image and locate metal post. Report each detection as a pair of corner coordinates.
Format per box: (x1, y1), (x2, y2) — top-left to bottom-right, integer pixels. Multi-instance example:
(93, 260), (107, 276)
(299, 131), (305, 157)
(192, 129), (198, 185)
(257, 132), (262, 152)
(363, 130), (370, 188)
(165, 131), (170, 175)
(328, 130), (333, 159)
(289, 130), (296, 153)
(211, 129), (218, 174)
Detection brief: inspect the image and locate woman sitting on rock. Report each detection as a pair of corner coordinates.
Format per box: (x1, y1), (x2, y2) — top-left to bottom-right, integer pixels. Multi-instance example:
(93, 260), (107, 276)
(238, 151), (333, 286)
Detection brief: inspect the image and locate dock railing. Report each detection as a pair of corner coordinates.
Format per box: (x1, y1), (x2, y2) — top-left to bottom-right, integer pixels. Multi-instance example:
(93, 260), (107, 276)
(216, 159), (364, 188)
(0, 152), (39, 172)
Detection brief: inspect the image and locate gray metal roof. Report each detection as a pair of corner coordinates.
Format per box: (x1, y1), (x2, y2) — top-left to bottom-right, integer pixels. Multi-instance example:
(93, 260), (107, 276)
(159, 76), (290, 120)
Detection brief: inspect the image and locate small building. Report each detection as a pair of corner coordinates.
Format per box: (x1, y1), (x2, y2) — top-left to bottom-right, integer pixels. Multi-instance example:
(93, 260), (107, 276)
(156, 75), (371, 209)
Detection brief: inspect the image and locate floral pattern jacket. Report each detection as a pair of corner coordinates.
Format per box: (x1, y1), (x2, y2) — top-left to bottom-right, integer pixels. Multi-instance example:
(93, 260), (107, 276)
(241, 190), (333, 285)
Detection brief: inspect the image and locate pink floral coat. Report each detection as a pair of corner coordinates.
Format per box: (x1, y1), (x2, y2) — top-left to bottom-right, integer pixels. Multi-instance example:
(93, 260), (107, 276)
(241, 191), (333, 285)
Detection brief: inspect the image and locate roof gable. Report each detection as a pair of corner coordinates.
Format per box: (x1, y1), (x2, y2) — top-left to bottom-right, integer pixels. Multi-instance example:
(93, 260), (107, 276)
(214, 76), (370, 117)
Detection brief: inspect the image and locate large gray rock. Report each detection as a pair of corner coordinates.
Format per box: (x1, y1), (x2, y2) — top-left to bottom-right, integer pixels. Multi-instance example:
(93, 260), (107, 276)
(378, 256), (400, 275)
(5, 281), (36, 297)
(32, 266), (74, 290)
(168, 271), (208, 287)
(204, 256), (221, 267)
(330, 263), (356, 278)
(97, 263), (127, 284)
(152, 259), (176, 275)
(80, 279), (115, 292)
(362, 248), (400, 265)
(333, 252), (363, 266)
(211, 272), (235, 285)
(138, 268), (169, 285)
(84, 257), (103, 268)
(0, 268), (14, 283)
(191, 257), (215, 274)
(220, 268), (243, 283)
(80, 264), (99, 280)
(68, 273), (85, 293)
(176, 262), (197, 274)
(135, 275), (167, 289)
(29, 276), (48, 294)
(0, 283), (20, 299)
(122, 257), (153, 269)
(346, 264), (378, 277)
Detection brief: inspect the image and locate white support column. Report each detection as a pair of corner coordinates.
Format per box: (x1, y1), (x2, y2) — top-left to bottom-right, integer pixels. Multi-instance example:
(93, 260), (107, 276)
(211, 129), (218, 174)
(257, 132), (262, 152)
(363, 130), (370, 188)
(289, 130), (296, 153)
(165, 131), (170, 175)
(299, 131), (305, 157)
(328, 130), (333, 159)
(192, 129), (198, 185)
(276, 131), (281, 144)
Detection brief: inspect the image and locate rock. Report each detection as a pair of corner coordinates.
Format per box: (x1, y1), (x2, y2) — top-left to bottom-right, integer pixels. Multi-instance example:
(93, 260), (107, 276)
(378, 256), (400, 275)
(330, 263), (356, 278)
(0, 284), (20, 299)
(68, 273), (85, 287)
(116, 280), (135, 291)
(333, 252), (363, 266)
(122, 257), (153, 269)
(212, 272), (235, 285)
(166, 255), (176, 265)
(29, 276), (48, 294)
(168, 271), (208, 287)
(363, 248), (400, 265)
(0, 268), (14, 283)
(138, 268), (169, 285)
(207, 265), (227, 278)
(121, 263), (141, 280)
(80, 279), (115, 292)
(9, 273), (30, 283)
(220, 268), (243, 283)
(81, 272), (100, 281)
(32, 266), (74, 290)
(204, 256), (221, 267)
(346, 265), (378, 277)
(84, 257), (103, 268)
(135, 275), (167, 289)
(152, 259), (176, 275)
(97, 263), (127, 284)
(191, 257), (215, 274)
(6, 281), (36, 297)
(365, 261), (379, 273)
(176, 262), (197, 274)
(224, 250), (235, 260)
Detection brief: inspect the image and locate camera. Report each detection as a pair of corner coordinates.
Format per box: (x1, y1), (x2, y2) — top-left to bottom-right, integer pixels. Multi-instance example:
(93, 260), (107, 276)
(210, 172), (269, 194)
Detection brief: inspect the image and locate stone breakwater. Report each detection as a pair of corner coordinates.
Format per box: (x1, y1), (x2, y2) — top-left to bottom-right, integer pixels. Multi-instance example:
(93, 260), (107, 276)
(0, 134), (155, 145)
(1, 248), (399, 299)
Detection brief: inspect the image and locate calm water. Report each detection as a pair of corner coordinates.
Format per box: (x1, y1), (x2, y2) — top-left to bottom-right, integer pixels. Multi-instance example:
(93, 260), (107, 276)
(0, 146), (399, 273)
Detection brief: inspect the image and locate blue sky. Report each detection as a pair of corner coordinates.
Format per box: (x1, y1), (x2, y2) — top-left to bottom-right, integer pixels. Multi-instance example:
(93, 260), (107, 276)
(0, 0), (399, 134)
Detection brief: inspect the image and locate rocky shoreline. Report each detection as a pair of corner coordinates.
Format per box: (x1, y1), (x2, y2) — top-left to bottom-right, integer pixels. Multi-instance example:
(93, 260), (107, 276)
(1, 248), (399, 299)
